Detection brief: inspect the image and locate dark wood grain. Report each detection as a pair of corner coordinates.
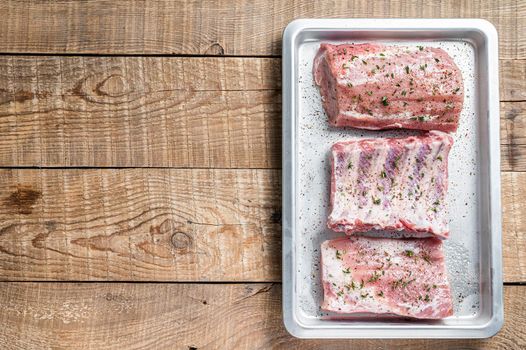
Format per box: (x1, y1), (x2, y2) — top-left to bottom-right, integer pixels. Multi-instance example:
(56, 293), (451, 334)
(0, 0), (523, 59)
(0, 283), (523, 349)
(0, 169), (281, 281)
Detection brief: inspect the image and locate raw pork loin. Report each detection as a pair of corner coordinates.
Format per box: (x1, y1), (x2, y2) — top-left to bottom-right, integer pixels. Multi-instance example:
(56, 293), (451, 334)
(321, 236), (453, 319)
(328, 131), (453, 239)
(313, 43), (464, 132)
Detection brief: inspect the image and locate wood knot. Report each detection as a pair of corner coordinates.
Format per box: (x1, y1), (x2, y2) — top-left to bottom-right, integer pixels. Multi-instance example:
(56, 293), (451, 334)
(94, 74), (129, 97)
(205, 42), (225, 55)
(171, 231), (192, 251)
(4, 185), (41, 214)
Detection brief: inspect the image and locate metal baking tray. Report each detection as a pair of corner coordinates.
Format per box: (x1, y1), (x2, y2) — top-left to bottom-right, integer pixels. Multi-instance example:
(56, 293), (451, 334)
(282, 19), (502, 338)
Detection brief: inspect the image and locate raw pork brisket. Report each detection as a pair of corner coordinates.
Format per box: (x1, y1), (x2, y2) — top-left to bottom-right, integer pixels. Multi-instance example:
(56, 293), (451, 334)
(313, 43), (464, 132)
(328, 131), (453, 239)
(321, 236), (453, 319)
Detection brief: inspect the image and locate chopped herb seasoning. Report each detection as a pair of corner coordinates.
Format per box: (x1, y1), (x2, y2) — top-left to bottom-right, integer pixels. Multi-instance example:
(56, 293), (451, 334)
(390, 73), (394, 78)
(377, 291), (384, 297)
(436, 155), (443, 161)
(395, 83), (401, 87)
(417, 45), (424, 51)
(453, 87), (461, 94)
(360, 293), (369, 299)
(343, 267), (351, 274)
(337, 290), (344, 297)
(424, 294), (430, 302)
(405, 66), (410, 74)
(381, 96), (389, 106)
(404, 250), (414, 257)
(433, 200), (440, 206)
(401, 90), (407, 96)
(376, 64), (381, 70)
(403, 102), (409, 107)
(336, 250), (343, 260)
(351, 55), (358, 61)
(351, 281), (356, 290)
(430, 207), (437, 213)
(347, 82), (353, 87)
(360, 280), (365, 289)
(379, 53), (385, 57)
(419, 64), (427, 71)
(418, 116), (426, 122)
(372, 197), (381, 205)
(380, 170), (387, 178)
(362, 60), (368, 65)
(366, 91), (373, 96)
(368, 271), (381, 283)
(435, 58), (440, 63)
(348, 160), (353, 169)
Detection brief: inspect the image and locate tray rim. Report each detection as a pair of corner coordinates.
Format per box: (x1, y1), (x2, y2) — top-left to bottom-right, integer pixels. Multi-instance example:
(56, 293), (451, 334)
(281, 18), (503, 339)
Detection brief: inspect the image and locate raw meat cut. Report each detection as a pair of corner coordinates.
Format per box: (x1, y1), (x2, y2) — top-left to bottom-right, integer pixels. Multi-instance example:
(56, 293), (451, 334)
(328, 131), (453, 239)
(313, 43), (464, 132)
(321, 236), (453, 319)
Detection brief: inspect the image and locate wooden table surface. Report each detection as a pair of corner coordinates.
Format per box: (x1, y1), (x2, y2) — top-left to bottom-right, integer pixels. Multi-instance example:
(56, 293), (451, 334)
(0, 1), (524, 349)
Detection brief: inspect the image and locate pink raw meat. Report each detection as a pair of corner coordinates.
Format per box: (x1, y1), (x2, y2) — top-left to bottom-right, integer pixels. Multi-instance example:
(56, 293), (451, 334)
(313, 43), (464, 132)
(328, 131), (453, 239)
(321, 236), (453, 319)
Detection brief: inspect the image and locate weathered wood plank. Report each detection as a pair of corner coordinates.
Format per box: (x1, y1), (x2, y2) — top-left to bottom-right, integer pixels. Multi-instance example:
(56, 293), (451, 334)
(0, 169), (281, 281)
(501, 102), (526, 172)
(0, 0), (523, 59)
(0, 56), (524, 168)
(0, 283), (523, 349)
(0, 169), (524, 282)
(0, 56), (281, 168)
(500, 60), (526, 101)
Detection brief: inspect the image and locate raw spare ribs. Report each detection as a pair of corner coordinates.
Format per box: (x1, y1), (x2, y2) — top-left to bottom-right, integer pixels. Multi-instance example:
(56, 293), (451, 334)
(321, 236), (453, 319)
(328, 131), (453, 239)
(313, 43), (464, 132)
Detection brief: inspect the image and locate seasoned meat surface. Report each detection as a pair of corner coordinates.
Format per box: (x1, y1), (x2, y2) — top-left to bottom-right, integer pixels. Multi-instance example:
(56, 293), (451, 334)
(321, 236), (453, 319)
(328, 131), (453, 239)
(314, 43), (464, 132)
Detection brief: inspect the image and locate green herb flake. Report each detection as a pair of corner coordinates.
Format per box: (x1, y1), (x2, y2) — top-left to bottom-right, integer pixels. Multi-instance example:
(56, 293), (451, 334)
(342, 267), (351, 274)
(405, 66), (410, 74)
(360, 293), (369, 299)
(381, 96), (389, 106)
(366, 91), (373, 96)
(403, 102), (409, 107)
(453, 87), (461, 94)
(380, 170), (387, 178)
(424, 294), (430, 302)
(401, 90), (407, 96)
(417, 45), (424, 51)
(362, 60), (368, 65)
(348, 160), (353, 169)
(351, 55), (358, 61)
(347, 82), (353, 88)
(436, 155), (443, 161)
(372, 197), (381, 205)
(434, 58), (440, 63)
(360, 280), (365, 289)
(379, 53), (385, 57)
(336, 250), (343, 260)
(404, 250), (415, 257)
(390, 73), (394, 78)
(368, 271), (381, 283)
(378, 291), (384, 297)
(419, 64), (427, 71)
(417, 116), (426, 122)
(351, 281), (356, 290)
